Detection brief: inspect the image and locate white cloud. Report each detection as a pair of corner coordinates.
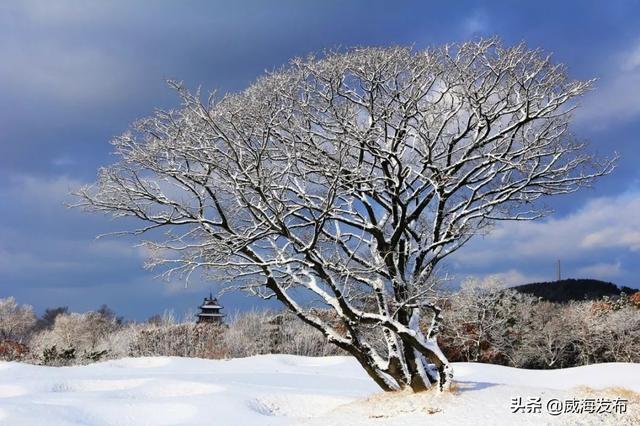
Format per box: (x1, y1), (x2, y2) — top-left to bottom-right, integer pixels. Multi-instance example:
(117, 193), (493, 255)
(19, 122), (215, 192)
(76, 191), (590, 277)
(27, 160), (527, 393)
(621, 42), (640, 72)
(51, 155), (76, 167)
(460, 10), (489, 37)
(162, 279), (214, 296)
(577, 261), (623, 279)
(465, 269), (547, 288)
(4, 174), (83, 206)
(455, 191), (640, 266)
(576, 40), (640, 128)
(581, 228), (640, 252)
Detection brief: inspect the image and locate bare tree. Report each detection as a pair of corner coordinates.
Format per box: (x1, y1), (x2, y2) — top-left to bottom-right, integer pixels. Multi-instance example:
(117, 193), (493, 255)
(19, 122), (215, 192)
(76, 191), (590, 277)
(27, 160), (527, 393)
(35, 306), (69, 331)
(76, 39), (613, 391)
(32, 311), (120, 355)
(0, 297), (36, 343)
(520, 301), (574, 368)
(441, 278), (533, 364)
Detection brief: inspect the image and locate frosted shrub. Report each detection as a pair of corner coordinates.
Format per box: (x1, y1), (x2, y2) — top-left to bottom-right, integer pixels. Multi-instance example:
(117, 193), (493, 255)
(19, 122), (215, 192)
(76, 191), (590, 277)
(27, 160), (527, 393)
(278, 312), (344, 357)
(31, 311), (121, 365)
(223, 311), (272, 357)
(222, 310), (343, 358)
(130, 323), (227, 358)
(98, 323), (145, 359)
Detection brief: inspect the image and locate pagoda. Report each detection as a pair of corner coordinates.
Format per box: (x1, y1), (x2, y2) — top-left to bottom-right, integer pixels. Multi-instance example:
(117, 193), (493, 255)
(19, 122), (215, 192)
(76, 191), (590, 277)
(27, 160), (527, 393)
(196, 293), (225, 324)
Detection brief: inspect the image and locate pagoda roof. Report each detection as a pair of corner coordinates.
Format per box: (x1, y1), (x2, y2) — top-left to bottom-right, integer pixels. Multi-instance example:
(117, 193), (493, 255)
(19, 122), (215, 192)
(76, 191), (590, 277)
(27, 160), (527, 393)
(196, 312), (225, 317)
(199, 294), (223, 309)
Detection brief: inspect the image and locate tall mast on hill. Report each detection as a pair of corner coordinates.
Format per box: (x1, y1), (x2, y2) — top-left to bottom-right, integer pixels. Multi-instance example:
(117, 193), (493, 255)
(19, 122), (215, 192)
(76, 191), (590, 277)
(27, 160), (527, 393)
(557, 259), (562, 281)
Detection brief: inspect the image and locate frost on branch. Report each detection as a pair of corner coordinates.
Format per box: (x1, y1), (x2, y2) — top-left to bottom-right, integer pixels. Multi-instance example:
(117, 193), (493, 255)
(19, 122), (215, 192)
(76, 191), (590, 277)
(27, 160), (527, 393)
(75, 38), (614, 392)
(0, 297), (36, 344)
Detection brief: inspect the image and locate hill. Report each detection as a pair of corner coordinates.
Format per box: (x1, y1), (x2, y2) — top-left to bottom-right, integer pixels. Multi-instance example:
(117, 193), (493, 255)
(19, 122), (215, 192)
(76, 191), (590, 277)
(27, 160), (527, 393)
(511, 278), (637, 303)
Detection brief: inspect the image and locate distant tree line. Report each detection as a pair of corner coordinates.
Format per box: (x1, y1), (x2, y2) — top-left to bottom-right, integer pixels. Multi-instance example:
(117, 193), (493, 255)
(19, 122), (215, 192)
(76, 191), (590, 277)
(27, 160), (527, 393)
(438, 279), (640, 368)
(1, 285), (638, 368)
(511, 279), (637, 304)
(0, 299), (342, 365)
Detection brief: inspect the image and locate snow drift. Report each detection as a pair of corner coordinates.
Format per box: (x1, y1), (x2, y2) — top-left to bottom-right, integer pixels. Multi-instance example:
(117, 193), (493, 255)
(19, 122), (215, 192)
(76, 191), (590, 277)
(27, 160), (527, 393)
(0, 355), (637, 425)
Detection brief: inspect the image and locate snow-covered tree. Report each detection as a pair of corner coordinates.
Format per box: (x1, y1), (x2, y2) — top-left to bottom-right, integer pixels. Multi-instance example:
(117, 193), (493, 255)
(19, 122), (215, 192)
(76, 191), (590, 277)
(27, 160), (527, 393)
(32, 311), (121, 358)
(0, 297), (36, 343)
(441, 278), (535, 364)
(76, 39), (613, 391)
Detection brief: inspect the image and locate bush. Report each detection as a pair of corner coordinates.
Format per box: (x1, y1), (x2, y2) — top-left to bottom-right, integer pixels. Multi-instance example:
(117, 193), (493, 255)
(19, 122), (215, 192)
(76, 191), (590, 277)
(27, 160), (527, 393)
(0, 340), (29, 361)
(31, 310), (122, 365)
(224, 310), (343, 358)
(41, 345), (77, 366)
(130, 323), (228, 358)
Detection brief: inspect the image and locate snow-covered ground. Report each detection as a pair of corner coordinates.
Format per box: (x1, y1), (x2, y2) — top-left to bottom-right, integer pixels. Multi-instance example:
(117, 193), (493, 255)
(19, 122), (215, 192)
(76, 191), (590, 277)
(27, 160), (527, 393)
(0, 355), (637, 425)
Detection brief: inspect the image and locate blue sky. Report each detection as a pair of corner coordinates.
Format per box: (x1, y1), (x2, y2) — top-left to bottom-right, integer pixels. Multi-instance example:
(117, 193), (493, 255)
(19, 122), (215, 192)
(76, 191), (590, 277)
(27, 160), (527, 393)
(1, 1), (639, 320)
